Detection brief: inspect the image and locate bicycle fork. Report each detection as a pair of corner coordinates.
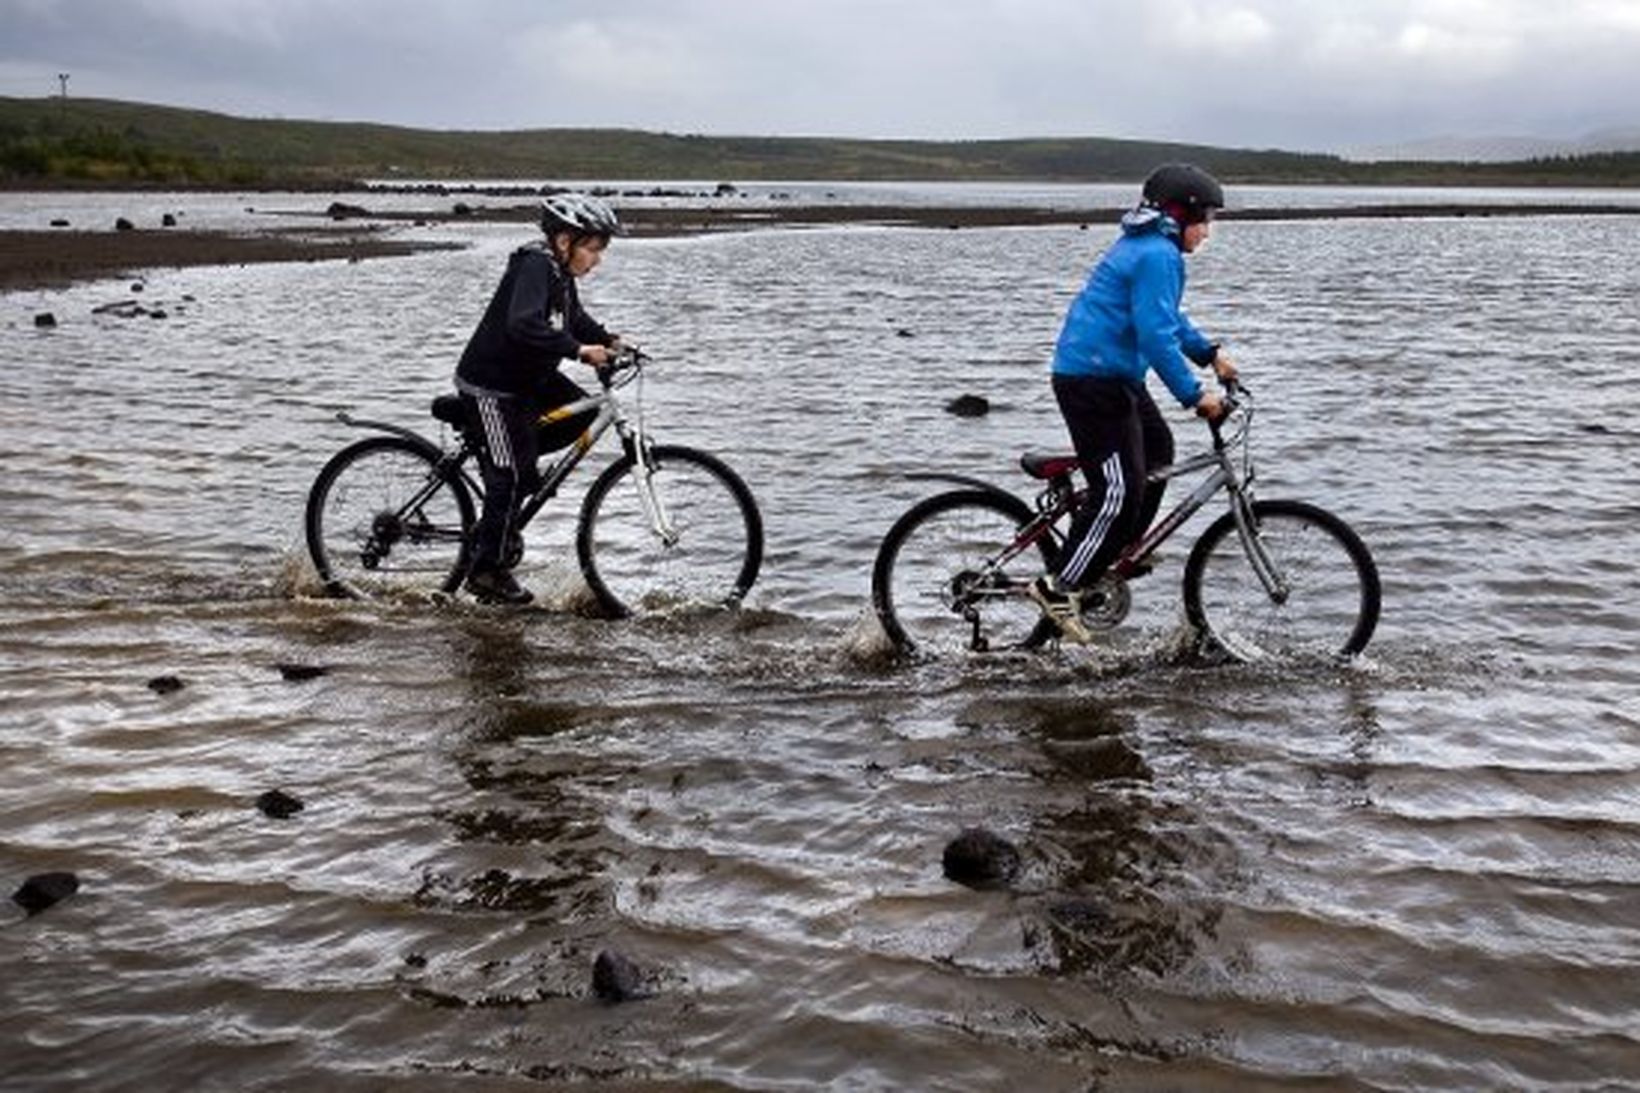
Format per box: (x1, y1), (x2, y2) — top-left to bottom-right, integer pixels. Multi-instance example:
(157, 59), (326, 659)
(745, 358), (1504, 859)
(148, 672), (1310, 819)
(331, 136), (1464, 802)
(626, 437), (680, 549)
(1228, 490), (1290, 605)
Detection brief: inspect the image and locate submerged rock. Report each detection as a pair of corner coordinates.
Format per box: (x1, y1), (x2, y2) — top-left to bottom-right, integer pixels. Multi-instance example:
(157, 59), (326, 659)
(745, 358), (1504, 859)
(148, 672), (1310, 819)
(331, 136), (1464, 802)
(146, 675), (185, 695)
(13, 872), (79, 916)
(275, 663), (329, 682)
(591, 949), (648, 1003)
(33, 312), (56, 328)
(945, 394), (991, 418)
(115, 217), (134, 232)
(326, 201), (370, 219)
(255, 789), (305, 819)
(943, 827), (1021, 889)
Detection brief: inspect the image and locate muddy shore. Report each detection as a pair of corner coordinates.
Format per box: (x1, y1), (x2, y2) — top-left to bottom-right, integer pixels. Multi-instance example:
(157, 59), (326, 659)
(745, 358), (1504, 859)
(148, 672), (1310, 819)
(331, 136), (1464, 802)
(0, 226), (463, 293)
(6, 198), (1637, 293)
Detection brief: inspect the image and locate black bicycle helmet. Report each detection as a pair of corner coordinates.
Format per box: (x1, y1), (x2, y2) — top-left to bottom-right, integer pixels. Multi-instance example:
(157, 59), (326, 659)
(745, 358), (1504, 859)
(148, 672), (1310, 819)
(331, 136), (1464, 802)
(539, 192), (624, 238)
(1141, 163), (1225, 220)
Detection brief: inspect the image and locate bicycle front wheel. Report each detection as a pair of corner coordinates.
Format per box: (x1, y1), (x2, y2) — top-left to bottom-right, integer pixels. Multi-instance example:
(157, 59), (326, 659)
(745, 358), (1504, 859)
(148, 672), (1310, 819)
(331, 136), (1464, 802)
(871, 488), (1057, 656)
(1183, 499), (1380, 661)
(305, 435), (476, 600)
(576, 444), (763, 617)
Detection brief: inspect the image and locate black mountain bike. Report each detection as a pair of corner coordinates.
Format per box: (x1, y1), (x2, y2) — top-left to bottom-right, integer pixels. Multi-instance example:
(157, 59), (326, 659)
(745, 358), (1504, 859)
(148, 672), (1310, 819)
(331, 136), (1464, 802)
(304, 349), (763, 616)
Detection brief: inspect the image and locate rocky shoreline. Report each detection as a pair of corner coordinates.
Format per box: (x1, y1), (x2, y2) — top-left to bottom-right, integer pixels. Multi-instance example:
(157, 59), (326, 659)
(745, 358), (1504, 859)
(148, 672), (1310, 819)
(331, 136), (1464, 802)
(6, 196), (1637, 293)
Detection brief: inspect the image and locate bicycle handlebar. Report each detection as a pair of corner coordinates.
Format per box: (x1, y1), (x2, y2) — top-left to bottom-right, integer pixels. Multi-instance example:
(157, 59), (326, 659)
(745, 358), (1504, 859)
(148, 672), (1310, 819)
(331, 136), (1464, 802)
(595, 346), (650, 389)
(1207, 375), (1249, 446)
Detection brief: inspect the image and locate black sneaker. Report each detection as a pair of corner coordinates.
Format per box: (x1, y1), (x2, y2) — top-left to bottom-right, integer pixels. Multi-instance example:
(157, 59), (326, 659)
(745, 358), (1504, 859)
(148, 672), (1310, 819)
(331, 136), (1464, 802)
(464, 566), (534, 606)
(1027, 574), (1095, 644)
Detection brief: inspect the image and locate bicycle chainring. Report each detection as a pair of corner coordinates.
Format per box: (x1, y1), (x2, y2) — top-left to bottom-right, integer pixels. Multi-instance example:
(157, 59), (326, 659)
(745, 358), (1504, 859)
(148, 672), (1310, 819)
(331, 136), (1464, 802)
(1079, 576), (1132, 631)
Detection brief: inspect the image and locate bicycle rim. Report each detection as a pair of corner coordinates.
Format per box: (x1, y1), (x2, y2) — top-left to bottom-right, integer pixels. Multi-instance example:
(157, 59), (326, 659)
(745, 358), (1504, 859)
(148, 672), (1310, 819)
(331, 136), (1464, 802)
(577, 445), (763, 617)
(1183, 499), (1381, 661)
(872, 489), (1055, 656)
(305, 436), (474, 600)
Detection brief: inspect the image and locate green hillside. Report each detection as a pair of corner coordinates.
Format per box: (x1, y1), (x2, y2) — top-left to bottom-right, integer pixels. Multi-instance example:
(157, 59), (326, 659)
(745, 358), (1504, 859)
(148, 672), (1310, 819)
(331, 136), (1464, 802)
(2, 96), (1637, 187)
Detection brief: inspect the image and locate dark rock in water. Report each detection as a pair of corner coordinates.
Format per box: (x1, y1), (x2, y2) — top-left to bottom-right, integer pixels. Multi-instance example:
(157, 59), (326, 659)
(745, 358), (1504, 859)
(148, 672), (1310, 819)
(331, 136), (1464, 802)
(147, 675), (185, 695)
(943, 827), (1021, 889)
(326, 201), (370, 219)
(895, 327), (916, 338)
(131, 282), (144, 293)
(1041, 737), (1151, 782)
(592, 949), (647, 1002)
(1579, 423), (1611, 435)
(34, 312), (56, 328)
(148, 310), (168, 320)
(452, 202), (474, 217)
(404, 952), (428, 969)
(255, 789), (305, 819)
(275, 662), (329, 682)
(946, 394), (991, 418)
(115, 217), (134, 231)
(50, 218), (70, 227)
(13, 872), (79, 916)
(161, 213), (177, 227)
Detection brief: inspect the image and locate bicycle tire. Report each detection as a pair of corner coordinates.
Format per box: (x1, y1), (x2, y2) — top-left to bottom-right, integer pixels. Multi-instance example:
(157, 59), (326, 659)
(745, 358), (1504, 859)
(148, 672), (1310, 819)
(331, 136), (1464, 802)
(576, 444), (763, 617)
(1182, 498), (1381, 660)
(304, 434), (476, 600)
(871, 488), (1059, 656)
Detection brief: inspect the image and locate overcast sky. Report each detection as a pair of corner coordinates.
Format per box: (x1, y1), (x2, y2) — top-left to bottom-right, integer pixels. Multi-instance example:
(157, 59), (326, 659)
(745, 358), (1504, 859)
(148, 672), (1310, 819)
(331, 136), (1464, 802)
(3, 0), (1639, 153)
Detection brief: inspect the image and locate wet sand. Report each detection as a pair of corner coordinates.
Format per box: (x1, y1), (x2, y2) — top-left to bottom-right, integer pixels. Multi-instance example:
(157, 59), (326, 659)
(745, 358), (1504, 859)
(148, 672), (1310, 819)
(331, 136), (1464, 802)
(0, 226), (463, 292)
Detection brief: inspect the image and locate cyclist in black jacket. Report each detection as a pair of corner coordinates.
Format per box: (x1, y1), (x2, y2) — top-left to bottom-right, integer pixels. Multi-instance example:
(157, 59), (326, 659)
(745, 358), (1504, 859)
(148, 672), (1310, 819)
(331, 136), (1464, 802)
(455, 192), (626, 605)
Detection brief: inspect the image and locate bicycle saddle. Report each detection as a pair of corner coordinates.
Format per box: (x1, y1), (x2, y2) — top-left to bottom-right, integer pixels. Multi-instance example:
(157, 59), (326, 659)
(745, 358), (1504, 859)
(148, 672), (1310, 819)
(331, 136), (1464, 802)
(1019, 452), (1081, 480)
(431, 394), (467, 429)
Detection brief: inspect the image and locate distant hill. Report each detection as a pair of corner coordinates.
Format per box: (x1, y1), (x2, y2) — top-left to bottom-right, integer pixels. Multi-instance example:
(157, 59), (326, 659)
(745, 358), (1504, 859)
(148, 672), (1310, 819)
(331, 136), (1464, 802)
(1350, 126), (1640, 163)
(3, 96), (1638, 188)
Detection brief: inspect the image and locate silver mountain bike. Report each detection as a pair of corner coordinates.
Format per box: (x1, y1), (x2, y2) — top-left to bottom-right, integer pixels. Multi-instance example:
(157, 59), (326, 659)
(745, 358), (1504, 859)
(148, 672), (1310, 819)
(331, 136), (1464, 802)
(304, 348), (764, 616)
(871, 380), (1381, 661)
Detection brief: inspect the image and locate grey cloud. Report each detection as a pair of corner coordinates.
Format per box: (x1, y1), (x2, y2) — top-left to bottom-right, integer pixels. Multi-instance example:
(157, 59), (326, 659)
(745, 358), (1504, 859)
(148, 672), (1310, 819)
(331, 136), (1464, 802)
(2, 0), (1637, 150)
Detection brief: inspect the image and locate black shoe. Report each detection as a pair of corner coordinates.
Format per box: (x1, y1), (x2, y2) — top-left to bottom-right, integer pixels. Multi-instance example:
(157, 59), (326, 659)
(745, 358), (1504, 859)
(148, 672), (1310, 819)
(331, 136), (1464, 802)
(464, 566), (534, 606)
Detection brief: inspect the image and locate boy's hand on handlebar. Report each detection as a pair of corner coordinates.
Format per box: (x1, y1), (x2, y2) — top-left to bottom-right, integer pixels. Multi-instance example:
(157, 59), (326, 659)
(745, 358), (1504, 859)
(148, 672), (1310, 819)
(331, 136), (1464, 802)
(579, 343), (615, 367)
(1196, 392), (1228, 422)
(1211, 350), (1238, 384)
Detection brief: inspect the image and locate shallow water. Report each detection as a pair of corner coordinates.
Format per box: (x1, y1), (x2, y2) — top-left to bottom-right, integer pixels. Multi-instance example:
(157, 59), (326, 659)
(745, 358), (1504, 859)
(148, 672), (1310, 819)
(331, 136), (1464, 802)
(3, 189), (1639, 1090)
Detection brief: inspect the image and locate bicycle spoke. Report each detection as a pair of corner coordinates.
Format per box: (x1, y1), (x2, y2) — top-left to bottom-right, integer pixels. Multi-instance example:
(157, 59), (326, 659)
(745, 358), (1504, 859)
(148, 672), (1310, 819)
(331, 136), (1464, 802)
(305, 437), (474, 600)
(872, 490), (1052, 656)
(577, 446), (762, 617)
(1185, 500), (1379, 660)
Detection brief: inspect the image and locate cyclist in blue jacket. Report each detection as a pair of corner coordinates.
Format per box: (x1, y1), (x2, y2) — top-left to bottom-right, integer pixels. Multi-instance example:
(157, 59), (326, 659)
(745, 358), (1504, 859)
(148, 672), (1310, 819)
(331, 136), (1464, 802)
(455, 192), (625, 605)
(1031, 163), (1239, 642)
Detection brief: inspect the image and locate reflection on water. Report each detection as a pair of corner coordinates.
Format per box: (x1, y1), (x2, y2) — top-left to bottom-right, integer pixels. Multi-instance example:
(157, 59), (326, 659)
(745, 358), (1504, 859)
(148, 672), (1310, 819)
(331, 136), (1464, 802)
(3, 189), (1639, 1089)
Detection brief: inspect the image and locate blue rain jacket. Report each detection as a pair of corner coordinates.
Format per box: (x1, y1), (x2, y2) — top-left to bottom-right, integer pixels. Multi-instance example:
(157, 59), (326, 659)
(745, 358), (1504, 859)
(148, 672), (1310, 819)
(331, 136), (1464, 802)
(1051, 209), (1217, 407)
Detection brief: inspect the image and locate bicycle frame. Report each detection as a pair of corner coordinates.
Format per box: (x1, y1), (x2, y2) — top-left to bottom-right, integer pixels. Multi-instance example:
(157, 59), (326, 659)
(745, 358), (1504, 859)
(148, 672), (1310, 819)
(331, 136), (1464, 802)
(339, 351), (680, 554)
(958, 389), (1290, 608)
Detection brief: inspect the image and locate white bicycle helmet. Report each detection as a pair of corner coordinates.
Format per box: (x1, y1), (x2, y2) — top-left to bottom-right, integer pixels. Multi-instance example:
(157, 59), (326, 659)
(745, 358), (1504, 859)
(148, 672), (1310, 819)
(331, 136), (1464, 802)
(539, 192), (624, 237)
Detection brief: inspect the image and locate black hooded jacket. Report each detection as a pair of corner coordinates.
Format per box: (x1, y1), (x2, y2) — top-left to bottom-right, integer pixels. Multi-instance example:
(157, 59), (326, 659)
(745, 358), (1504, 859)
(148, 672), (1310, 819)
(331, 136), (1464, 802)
(455, 241), (614, 398)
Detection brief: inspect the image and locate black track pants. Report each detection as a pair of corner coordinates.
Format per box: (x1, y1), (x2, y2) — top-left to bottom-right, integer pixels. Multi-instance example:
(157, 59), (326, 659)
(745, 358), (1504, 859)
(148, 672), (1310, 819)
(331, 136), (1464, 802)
(1052, 375), (1175, 588)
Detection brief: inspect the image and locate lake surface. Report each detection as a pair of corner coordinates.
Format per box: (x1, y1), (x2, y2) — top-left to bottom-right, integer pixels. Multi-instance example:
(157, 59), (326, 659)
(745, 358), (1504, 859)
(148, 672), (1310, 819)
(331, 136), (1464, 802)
(3, 186), (1638, 1090)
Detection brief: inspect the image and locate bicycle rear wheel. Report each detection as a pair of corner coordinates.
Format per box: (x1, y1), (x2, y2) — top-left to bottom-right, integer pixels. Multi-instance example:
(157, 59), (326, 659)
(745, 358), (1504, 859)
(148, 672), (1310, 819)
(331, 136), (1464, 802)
(871, 488), (1057, 656)
(1182, 499), (1380, 661)
(305, 435), (476, 600)
(576, 444), (763, 617)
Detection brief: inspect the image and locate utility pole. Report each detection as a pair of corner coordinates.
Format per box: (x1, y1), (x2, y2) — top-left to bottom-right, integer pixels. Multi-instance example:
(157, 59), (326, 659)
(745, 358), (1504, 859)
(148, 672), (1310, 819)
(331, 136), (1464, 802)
(58, 73), (69, 98)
